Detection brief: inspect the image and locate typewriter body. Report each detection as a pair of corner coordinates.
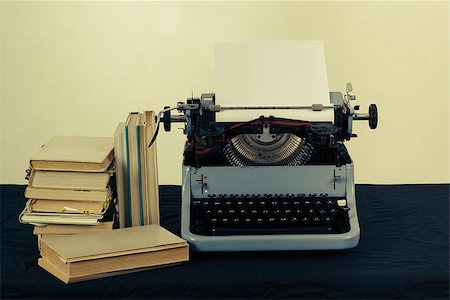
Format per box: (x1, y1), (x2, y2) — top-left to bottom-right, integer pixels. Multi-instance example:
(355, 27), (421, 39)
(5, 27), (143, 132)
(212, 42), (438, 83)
(162, 84), (377, 252)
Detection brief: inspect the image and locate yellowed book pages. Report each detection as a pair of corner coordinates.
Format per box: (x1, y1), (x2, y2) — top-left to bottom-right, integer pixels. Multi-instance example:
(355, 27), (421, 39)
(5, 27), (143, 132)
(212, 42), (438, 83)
(143, 111), (160, 225)
(29, 170), (110, 191)
(30, 136), (114, 172)
(138, 113), (149, 225)
(25, 187), (111, 202)
(31, 199), (106, 215)
(34, 220), (113, 235)
(126, 113), (141, 226)
(114, 122), (128, 228)
(38, 257), (181, 284)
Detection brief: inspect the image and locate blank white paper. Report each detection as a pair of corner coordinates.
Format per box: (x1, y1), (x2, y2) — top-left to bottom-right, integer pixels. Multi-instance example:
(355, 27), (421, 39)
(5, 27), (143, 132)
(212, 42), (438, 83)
(214, 41), (334, 122)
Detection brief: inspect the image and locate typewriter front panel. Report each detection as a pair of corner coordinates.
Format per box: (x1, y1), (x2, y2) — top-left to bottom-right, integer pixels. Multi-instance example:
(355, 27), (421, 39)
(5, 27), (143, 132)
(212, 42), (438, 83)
(181, 164), (360, 251)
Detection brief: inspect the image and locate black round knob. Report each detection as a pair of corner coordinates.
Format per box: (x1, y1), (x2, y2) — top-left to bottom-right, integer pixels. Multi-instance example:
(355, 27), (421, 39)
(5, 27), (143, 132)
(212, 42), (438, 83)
(163, 106), (171, 132)
(369, 104), (378, 129)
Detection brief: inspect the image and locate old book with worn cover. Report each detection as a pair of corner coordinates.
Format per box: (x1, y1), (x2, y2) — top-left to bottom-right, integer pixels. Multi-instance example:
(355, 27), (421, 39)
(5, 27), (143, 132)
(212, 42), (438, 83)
(33, 219), (114, 235)
(30, 136), (114, 172)
(38, 224), (189, 283)
(29, 170), (111, 191)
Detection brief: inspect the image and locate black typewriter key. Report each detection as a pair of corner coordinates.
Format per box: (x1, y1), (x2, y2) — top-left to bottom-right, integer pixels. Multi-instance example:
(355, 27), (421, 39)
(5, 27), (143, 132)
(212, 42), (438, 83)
(263, 193), (272, 198)
(302, 217), (310, 224)
(239, 209), (247, 215)
(284, 208), (292, 215)
(313, 217), (321, 223)
(207, 194), (216, 198)
(210, 218), (218, 225)
(259, 200), (267, 206)
(295, 208), (303, 215)
(230, 193), (238, 198)
(233, 217), (241, 224)
(250, 209), (258, 215)
(213, 201), (221, 207)
(252, 193), (261, 198)
(315, 200), (323, 206)
(241, 193), (249, 198)
(248, 201), (255, 207)
(237, 200), (244, 207)
(268, 217), (276, 225)
(273, 209), (281, 215)
(216, 209), (224, 216)
(256, 218), (264, 225)
(293, 200), (301, 207)
(282, 200), (290, 206)
(280, 217), (288, 225)
(192, 200), (201, 206)
(202, 201), (210, 207)
(319, 209), (327, 215)
(270, 200), (279, 206)
(320, 193), (328, 198)
(274, 193), (283, 198)
(326, 200), (334, 205)
(298, 193), (306, 198)
(218, 194), (226, 198)
(286, 193), (294, 198)
(262, 209), (269, 215)
(290, 216), (299, 224)
(205, 209), (212, 216)
(304, 200), (311, 206)
(244, 217), (252, 225)
(228, 209), (236, 215)
(222, 217), (230, 225)
(309, 193), (317, 198)
(225, 201), (233, 207)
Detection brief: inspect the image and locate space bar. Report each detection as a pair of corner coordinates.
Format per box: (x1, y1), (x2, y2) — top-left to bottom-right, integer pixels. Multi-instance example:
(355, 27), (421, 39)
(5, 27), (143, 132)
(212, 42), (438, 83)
(212, 226), (333, 235)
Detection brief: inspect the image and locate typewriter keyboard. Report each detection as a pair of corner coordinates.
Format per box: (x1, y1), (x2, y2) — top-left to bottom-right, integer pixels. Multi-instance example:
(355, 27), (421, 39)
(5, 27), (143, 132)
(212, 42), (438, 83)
(190, 194), (351, 236)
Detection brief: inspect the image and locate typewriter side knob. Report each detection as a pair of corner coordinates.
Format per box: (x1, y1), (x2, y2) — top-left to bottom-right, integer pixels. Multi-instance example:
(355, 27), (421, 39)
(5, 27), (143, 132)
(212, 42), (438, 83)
(368, 104), (378, 129)
(353, 103), (378, 129)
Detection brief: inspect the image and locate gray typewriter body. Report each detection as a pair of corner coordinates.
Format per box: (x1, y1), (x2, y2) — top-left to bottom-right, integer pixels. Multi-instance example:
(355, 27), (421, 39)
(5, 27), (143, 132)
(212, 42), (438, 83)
(162, 88), (377, 251)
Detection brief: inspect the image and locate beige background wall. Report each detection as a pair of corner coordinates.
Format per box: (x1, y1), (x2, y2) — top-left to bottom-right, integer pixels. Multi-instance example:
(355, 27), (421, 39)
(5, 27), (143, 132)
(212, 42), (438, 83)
(0, 1), (448, 185)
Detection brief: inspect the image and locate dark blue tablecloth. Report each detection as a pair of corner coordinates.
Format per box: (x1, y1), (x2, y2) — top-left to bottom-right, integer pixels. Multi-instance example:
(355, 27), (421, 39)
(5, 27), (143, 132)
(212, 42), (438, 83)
(1, 184), (449, 299)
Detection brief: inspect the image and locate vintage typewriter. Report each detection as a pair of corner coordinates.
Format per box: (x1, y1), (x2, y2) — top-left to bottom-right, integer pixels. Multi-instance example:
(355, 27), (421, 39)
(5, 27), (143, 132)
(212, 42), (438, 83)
(158, 83), (377, 251)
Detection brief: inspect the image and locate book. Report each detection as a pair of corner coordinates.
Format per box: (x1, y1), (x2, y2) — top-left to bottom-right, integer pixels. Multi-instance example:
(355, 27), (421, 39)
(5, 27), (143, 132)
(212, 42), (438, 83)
(114, 122), (130, 228)
(24, 187), (111, 202)
(126, 113), (141, 226)
(20, 212), (102, 225)
(29, 170), (111, 191)
(33, 220), (114, 235)
(141, 111), (160, 225)
(29, 199), (107, 215)
(30, 136), (114, 172)
(38, 225), (189, 283)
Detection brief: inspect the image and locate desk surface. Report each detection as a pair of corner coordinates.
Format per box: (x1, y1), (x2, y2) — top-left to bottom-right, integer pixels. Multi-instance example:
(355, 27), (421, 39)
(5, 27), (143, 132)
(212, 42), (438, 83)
(1, 184), (449, 299)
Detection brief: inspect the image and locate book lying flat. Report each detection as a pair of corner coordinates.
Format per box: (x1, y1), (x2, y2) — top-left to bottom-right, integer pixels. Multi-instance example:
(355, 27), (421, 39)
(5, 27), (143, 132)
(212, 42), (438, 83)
(20, 212), (102, 225)
(30, 136), (114, 172)
(30, 199), (107, 215)
(29, 170), (111, 191)
(33, 220), (114, 235)
(25, 187), (111, 202)
(38, 225), (189, 283)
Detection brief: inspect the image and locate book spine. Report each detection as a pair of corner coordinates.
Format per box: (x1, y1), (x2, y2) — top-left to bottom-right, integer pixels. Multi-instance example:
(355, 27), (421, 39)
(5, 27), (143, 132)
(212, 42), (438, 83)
(136, 124), (144, 226)
(124, 122), (133, 227)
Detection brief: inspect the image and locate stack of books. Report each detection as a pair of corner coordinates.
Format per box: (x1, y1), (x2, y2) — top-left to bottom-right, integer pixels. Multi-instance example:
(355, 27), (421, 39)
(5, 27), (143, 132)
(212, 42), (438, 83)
(114, 111), (160, 227)
(19, 136), (116, 240)
(38, 224), (189, 283)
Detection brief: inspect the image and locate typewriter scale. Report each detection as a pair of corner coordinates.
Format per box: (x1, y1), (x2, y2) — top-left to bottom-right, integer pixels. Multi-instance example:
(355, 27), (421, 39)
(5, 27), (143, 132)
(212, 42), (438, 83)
(162, 85), (377, 251)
